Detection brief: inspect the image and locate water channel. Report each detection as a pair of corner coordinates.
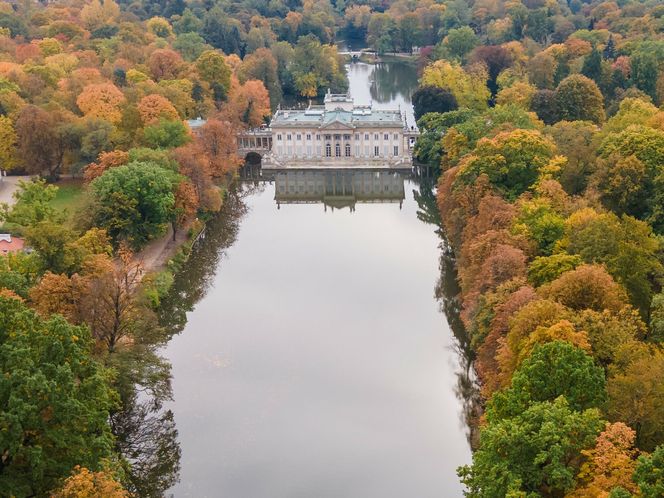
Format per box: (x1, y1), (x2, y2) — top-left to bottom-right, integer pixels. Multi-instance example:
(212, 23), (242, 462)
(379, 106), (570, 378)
(154, 60), (476, 497)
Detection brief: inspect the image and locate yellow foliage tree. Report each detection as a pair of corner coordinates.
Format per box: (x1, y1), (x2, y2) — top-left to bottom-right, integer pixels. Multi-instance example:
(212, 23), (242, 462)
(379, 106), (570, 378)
(50, 466), (130, 498)
(421, 59), (490, 110)
(0, 115), (18, 171)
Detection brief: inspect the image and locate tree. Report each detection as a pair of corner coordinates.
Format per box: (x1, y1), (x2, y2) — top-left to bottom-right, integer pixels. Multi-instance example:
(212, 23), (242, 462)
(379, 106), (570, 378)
(488, 341), (606, 421)
(456, 129), (556, 200)
(634, 445), (664, 497)
(0, 115), (17, 172)
(144, 119), (190, 149)
(91, 162), (179, 249)
(237, 48), (281, 108)
(0, 178), (61, 227)
(228, 80), (271, 128)
(531, 89), (558, 125)
(195, 49), (231, 94)
(421, 59), (490, 110)
(555, 75), (605, 124)
(528, 253), (582, 286)
(0, 297), (116, 497)
(15, 106), (76, 178)
(441, 26), (478, 61)
(196, 119), (242, 177)
(458, 397), (603, 497)
(171, 143), (221, 213)
(582, 47), (603, 84)
(84, 150), (129, 182)
(51, 466), (130, 498)
(569, 422), (640, 497)
(607, 347), (664, 450)
(542, 264), (628, 313)
(76, 83), (126, 124)
(137, 94), (179, 126)
(80, 0), (119, 31)
(148, 49), (183, 81)
(412, 86), (458, 121)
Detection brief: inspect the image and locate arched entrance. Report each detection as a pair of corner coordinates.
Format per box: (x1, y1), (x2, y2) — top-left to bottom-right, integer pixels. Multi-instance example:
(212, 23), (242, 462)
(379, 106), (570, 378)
(241, 152), (262, 180)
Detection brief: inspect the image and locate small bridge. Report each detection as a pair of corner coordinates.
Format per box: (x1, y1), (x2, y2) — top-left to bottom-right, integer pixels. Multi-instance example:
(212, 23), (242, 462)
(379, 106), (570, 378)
(237, 128), (272, 159)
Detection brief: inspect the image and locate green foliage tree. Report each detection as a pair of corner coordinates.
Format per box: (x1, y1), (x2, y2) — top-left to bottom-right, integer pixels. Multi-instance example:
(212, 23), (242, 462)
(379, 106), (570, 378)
(91, 162), (179, 249)
(143, 119), (191, 149)
(0, 178), (62, 228)
(488, 341), (607, 420)
(441, 26), (478, 61)
(634, 445), (664, 497)
(412, 86), (458, 121)
(458, 397), (603, 497)
(527, 253), (582, 286)
(0, 296), (116, 497)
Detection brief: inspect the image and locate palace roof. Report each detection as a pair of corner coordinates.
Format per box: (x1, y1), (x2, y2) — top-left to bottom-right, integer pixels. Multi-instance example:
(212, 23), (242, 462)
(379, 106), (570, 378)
(271, 106), (405, 129)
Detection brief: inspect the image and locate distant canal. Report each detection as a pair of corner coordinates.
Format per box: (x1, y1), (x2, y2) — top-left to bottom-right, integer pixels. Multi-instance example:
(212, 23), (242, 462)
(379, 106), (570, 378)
(158, 60), (475, 497)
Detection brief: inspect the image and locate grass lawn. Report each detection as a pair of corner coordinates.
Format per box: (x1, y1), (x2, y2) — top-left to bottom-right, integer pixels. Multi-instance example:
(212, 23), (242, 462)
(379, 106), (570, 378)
(49, 180), (87, 226)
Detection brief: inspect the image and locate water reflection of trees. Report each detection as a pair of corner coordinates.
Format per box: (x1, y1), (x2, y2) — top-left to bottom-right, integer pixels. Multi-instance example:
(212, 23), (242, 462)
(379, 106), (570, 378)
(369, 62), (419, 104)
(412, 177), (482, 450)
(159, 185), (255, 338)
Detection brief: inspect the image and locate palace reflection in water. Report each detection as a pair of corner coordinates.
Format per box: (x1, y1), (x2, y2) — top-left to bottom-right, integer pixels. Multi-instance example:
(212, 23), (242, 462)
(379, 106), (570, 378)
(272, 169), (405, 211)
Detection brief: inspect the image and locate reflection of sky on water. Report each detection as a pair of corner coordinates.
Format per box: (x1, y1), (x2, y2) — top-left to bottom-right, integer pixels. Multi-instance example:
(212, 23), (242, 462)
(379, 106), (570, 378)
(164, 179), (472, 498)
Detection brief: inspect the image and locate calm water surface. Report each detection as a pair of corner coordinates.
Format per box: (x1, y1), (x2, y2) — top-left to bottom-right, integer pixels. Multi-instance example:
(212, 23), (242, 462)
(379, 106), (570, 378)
(159, 61), (474, 497)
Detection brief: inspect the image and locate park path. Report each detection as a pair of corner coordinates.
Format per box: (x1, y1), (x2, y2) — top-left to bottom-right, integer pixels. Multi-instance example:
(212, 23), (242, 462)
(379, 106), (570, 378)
(0, 176), (30, 207)
(136, 223), (191, 273)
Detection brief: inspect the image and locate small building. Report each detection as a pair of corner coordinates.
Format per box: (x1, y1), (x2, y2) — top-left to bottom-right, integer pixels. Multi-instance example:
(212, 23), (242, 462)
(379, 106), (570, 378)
(265, 90), (413, 168)
(0, 234), (24, 255)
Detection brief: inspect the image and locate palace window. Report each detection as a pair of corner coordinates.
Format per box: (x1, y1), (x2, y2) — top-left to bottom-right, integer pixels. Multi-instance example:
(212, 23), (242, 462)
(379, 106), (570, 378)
(316, 134), (321, 140)
(306, 134), (311, 140)
(384, 133), (389, 140)
(394, 133), (399, 140)
(325, 143), (331, 157)
(364, 145), (370, 156)
(277, 134), (282, 141)
(296, 134), (301, 140)
(393, 145), (399, 156)
(364, 133), (369, 140)
(334, 134), (341, 140)
(355, 133), (360, 140)
(335, 143), (341, 157)
(287, 134), (292, 141)
(355, 145), (360, 157)
(374, 146), (379, 157)
(374, 133), (379, 140)
(343, 134), (351, 141)
(325, 134), (332, 140)
(345, 143), (351, 157)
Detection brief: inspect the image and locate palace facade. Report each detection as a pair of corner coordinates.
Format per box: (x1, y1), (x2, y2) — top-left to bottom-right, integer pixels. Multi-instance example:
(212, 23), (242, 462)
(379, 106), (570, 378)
(263, 91), (416, 168)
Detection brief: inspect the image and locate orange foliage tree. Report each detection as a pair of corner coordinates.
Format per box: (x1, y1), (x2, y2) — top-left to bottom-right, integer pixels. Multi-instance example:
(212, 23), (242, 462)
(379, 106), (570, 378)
(84, 150), (129, 182)
(137, 94), (179, 125)
(76, 83), (126, 124)
(196, 119), (242, 176)
(50, 466), (130, 498)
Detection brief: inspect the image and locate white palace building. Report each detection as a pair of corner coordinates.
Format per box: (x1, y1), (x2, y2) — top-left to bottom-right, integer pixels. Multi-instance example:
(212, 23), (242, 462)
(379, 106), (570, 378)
(258, 91), (418, 169)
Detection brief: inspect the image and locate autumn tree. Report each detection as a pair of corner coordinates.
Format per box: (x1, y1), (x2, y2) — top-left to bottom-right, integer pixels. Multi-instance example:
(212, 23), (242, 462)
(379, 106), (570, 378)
(456, 129), (556, 200)
(541, 264), (628, 313)
(0, 115), (17, 172)
(137, 94), (179, 126)
(80, 0), (120, 31)
(569, 422), (640, 497)
(607, 347), (664, 450)
(555, 74), (605, 124)
(148, 49), (184, 81)
(84, 150), (129, 182)
(51, 466), (130, 498)
(0, 296), (116, 497)
(171, 143), (221, 213)
(15, 106), (76, 178)
(227, 79), (271, 128)
(196, 119), (242, 176)
(195, 49), (231, 96)
(76, 83), (126, 124)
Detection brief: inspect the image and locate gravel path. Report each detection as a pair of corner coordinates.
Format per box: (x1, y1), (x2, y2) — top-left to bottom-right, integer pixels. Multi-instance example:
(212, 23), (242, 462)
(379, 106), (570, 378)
(0, 175), (30, 207)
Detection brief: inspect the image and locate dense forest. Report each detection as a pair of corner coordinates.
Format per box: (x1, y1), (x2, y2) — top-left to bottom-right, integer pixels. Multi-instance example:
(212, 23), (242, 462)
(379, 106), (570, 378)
(0, 0), (663, 495)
